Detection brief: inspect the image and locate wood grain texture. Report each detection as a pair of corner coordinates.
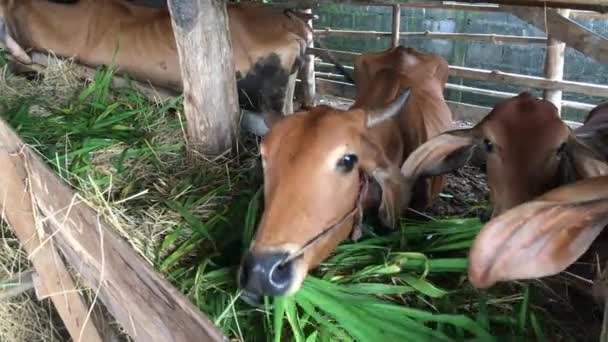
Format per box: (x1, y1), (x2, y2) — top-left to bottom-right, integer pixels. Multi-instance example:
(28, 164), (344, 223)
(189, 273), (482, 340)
(167, 0), (239, 156)
(0, 119), (226, 342)
(0, 146), (104, 342)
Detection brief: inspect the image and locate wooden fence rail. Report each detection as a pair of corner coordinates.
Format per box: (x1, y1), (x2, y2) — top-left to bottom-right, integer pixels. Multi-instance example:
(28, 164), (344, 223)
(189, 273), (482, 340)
(314, 29), (548, 44)
(309, 47), (608, 98)
(0, 117), (227, 342)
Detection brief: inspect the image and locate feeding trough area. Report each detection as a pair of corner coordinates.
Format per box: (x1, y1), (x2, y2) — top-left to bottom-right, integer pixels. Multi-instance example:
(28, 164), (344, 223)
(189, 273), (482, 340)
(1, 0), (608, 341)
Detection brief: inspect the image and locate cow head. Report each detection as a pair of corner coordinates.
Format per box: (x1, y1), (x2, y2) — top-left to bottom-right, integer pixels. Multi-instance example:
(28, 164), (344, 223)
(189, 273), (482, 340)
(400, 92), (608, 219)
(353, 46), (449, 101)
(468, 175), (608, 288)
(238, 90), (411, 299)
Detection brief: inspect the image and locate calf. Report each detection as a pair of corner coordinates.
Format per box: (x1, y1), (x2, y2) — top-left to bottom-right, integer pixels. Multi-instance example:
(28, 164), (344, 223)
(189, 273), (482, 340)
(400, 93), (608, 219)
(0, 0), (312, 116)
(238, 46), (453, 299)
(465, 101), (608, 289)
(352, 46), (453, 210)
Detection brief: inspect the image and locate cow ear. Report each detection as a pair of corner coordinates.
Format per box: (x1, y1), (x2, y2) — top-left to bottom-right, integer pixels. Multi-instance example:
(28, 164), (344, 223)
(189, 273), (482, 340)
(358, 136), (408, 230)
(468, 176), (608, 289)
(564, 135), (608, 179)
(401, 129), (477, 180)
(0, 19), (32, 64)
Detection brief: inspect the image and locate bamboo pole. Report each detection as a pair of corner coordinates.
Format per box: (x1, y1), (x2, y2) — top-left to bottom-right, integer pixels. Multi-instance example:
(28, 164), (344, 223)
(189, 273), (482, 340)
(506, 6), (608, 64)
(308, 47), (608, 98)
(273, 0), (608, 12)
(315, 78), (584, 128)
(297, 8), (316, 107)
(543, 9), (571, 115)
(391, 5), (401, 47)
(313, 29), (548, 44)
(314, 68), (596, 111)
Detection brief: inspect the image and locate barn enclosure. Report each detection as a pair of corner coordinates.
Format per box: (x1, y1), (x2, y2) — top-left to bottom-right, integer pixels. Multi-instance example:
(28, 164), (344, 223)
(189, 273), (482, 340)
(1, 0), (608, 341)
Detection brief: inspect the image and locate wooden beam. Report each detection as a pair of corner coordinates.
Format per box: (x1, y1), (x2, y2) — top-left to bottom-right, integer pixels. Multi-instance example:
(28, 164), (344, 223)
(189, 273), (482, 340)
(0, 120), (226, 342)
(505, 6), (608, 64)
(0, 151), (104, 342)
(391, 5), (401, 47)
(543, 9), (570, 115)
(167, 0), (239, 156)
(273, 0), (608, 13)
(309, 48), (608, 97)
(314, 29), (548, 44)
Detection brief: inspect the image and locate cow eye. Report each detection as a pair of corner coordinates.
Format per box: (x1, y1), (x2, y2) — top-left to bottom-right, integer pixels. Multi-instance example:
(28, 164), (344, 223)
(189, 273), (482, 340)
(483, 139), (494, 153)
(557, 142), (567, 155)
(337, 154), (358, 172)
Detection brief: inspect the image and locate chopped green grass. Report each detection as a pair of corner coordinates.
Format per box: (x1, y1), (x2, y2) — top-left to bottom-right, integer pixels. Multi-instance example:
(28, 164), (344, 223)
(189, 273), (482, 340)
(0, 61), (593, 342)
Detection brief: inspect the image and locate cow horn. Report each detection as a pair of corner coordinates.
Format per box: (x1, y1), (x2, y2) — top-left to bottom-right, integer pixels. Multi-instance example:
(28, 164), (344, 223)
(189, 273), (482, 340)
(366, 90), (411, 128)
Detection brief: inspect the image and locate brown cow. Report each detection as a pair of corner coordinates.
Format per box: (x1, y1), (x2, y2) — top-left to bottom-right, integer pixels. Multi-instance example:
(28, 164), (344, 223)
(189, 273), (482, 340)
(352, 46), (453, 210)
(0, 0), (312, 116)
(400, 93), (608, 219)
(575, 102), (608, 161)
(465, 101), (608, 289)
(238, 46), (453, 299)
(468, 175), (608, 289)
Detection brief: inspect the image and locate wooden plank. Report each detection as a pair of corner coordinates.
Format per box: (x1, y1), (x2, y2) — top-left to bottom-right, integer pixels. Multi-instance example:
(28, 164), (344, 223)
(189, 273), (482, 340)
(505, 6), (608, 64)
(167, 0), (239, 156)
(391, 5), (401, 47)
(0, 120), (226, 342)
(309, 48), (608, 97)
(543, 9), (570, 115)
(315, 78), (584, 128)
(274, 0), (608, 12)
(314, 29), (548, 44)
(0, 150), (104, 342)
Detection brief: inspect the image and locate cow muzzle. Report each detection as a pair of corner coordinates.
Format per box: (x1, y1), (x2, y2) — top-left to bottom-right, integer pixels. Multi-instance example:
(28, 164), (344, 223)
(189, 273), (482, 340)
(239, 250), (295, 297)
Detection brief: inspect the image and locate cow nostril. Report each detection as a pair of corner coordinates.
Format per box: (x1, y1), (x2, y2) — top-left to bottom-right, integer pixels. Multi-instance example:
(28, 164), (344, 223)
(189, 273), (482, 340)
(239, 252), (294, 297)
(269, 260), (293, 290)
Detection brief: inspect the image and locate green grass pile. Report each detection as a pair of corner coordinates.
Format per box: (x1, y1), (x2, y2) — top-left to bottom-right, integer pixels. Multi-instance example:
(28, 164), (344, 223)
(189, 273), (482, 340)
(0, 55), (593, 341)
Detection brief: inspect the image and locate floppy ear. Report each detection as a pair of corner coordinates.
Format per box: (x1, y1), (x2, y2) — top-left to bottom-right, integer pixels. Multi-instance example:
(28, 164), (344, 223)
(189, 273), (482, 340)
(358, 136), (408, 230)
(468, 175), (608, 289)
(560, 134), (608, 182)
(401, 129), (478, 181)
(0, 18), (31, 64)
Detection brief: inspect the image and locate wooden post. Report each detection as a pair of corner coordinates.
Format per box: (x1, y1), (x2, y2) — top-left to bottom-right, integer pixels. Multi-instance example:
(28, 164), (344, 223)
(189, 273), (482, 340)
(298, 8), (316, 108)
(543, 9), (570, 116)
(167, 0), (239, 156)
(391, 5), (401, 47)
